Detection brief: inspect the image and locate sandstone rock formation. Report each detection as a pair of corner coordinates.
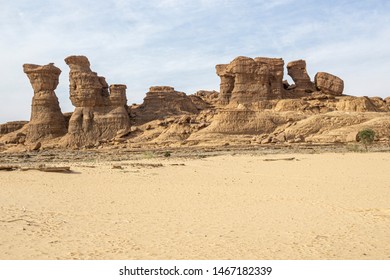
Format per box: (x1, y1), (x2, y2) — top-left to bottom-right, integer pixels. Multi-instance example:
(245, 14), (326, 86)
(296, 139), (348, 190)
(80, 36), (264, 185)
(216, 56), (276, 106)
(191, 90), (219, 108)
(132, 86), (200, 124)
(215, 56), (337, 108)
(193, 56), (388, 145)
(23, 63), (67, 142)
(254, 57), (285, 98)
(215, 64), (234, 105)
(62, 55), (130, 147)
(315, 72), (344, 96)
(2, 54), (389, 151)
(286, 60), (315, 93)
(0, 121), (28, 136)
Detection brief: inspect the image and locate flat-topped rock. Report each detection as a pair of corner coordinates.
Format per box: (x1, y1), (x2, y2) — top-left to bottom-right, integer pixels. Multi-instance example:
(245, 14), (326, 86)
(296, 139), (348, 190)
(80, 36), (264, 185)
(109, 84), (127, 106)
(133, 86), (199, 124)
(149, 86), (175, 92)
(64, 55), (91, 71)
(0, 121), (29, 136)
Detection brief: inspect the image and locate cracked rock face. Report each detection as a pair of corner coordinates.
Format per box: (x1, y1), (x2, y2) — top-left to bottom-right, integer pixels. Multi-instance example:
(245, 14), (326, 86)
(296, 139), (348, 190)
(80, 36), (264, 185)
(23, 63), (67, 142)
(5, 53), (373, 150)
(62, 55), (130, 147)
(133, 86), (199, 124)
(216, 56), (286, 106)
(225, 56), (272, 105)
(64, 55), (109, 107)
(216, 56), (345, 108)
(286, 60), (315, 93)
(216, 64), (235, 105)
(315, 72), (344, 96)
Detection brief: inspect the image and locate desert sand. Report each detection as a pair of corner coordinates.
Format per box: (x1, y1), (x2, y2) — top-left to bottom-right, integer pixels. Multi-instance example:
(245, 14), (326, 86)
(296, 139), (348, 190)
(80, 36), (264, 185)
(0, 151), (389, 260)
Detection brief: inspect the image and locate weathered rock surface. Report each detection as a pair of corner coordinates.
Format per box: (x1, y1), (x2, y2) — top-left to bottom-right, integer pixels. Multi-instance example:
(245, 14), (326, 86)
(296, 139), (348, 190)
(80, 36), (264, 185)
(221, 56), (274, 106)
(286, 60), (315, 93)
(0, 121), (28, 136)
(62, 55), (130, 147)
(132, 86), (200, 124)
(216, 64), (235, 105)
(191, 56), (388, 145)
(315, 72), (344, 96)
(2, 54), (389, 151)
(191, 90), (219, 107)
(23, 63), (67, 142)
(254, 57), (284, 98)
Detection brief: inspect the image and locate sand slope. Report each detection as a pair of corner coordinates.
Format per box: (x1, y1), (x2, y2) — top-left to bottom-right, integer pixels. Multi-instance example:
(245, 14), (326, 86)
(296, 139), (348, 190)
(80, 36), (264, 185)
(0, 152), (389, 259)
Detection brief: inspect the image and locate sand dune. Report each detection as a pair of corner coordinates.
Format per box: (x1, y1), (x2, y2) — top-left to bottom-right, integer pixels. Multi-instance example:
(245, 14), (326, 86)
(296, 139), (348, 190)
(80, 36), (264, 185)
(0, 152), (389, 259)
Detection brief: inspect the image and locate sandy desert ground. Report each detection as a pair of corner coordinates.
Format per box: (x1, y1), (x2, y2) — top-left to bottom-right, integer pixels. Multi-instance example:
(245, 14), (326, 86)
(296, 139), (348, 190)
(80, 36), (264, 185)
(0, 150), (389, 260)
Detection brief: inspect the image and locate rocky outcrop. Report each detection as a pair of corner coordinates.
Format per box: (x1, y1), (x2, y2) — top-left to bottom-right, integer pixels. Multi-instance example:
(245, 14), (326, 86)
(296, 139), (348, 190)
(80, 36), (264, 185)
(62, 55), (130, 147)
(197, 56), (387, 144)
(2, 54), (390, 151)
(216, 57), (340, 108)
(192, 90), (219, 106)
(216, 64), (235, 105)
(315, 72), (344, 96)
(23, 63), (67, 142)
(254, 57), (285, 98)
(221, 56), (274, 106)
(65, 55), (109, 107)
(133, 86), (199, 124)
(109, 84), (127, 106)
(286, 60), (315, 93)
(0, 121), (28, 136)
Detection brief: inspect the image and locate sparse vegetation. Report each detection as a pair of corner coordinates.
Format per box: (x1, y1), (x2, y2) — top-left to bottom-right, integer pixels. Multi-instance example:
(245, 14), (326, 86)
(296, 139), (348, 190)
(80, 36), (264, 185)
(345, 143), (362, 153)
(357, 128), (375, 151)
(142, 151), (155, 159)
(163, 151), (172, 157)
(346, 143), (364, 153)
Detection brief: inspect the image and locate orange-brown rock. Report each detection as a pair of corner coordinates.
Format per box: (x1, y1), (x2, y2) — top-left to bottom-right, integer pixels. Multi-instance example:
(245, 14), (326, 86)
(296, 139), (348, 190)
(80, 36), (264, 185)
(0, 121), (28, 136)
(3, 54), (390, 151)
(191, 56), (390, 145)
(133, 86), (199, 124)
(315, 72), (344, 96)
(109, 84), (127, 106)
(62, 55), (130, 147)
(216, 64), (235, 105)
(65, 56), (109, 107)
(23, 63), (67, 142)
(192, 90), (219, 106)
(286, 60), (315, 93)
(254, 57), (285, 98)
(225, 56), (273, 105)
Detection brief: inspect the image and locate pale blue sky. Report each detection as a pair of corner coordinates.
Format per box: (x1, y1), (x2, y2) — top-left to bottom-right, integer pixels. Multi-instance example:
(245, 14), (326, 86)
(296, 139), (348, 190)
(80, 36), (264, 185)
(1, 0), (389, 122)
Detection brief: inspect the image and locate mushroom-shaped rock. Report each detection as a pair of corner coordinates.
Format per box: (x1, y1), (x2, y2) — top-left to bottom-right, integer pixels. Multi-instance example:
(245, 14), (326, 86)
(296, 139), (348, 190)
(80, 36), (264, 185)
(23, 63), (67, 142)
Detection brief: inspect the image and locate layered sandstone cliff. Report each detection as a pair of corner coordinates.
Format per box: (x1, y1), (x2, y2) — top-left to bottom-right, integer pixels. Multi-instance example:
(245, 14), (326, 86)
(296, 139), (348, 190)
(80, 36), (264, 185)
(23, 63), (67, 142)
(61, 56), (130, 147)
(192, 56), (390, 145)
(132, 86), (200, 124)
(0, 121), (28, 136)
(1, 54), (389, 151)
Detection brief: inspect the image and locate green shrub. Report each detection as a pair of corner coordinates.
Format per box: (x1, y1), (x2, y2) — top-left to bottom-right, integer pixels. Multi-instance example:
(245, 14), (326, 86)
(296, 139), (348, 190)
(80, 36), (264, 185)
(357, 128), (375, 151)
(163, 151), (171, 157)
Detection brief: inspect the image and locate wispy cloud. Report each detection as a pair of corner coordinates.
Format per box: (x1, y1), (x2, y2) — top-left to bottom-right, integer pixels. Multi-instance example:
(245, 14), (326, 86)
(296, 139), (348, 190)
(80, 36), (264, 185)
(1, 0), (389, 122)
